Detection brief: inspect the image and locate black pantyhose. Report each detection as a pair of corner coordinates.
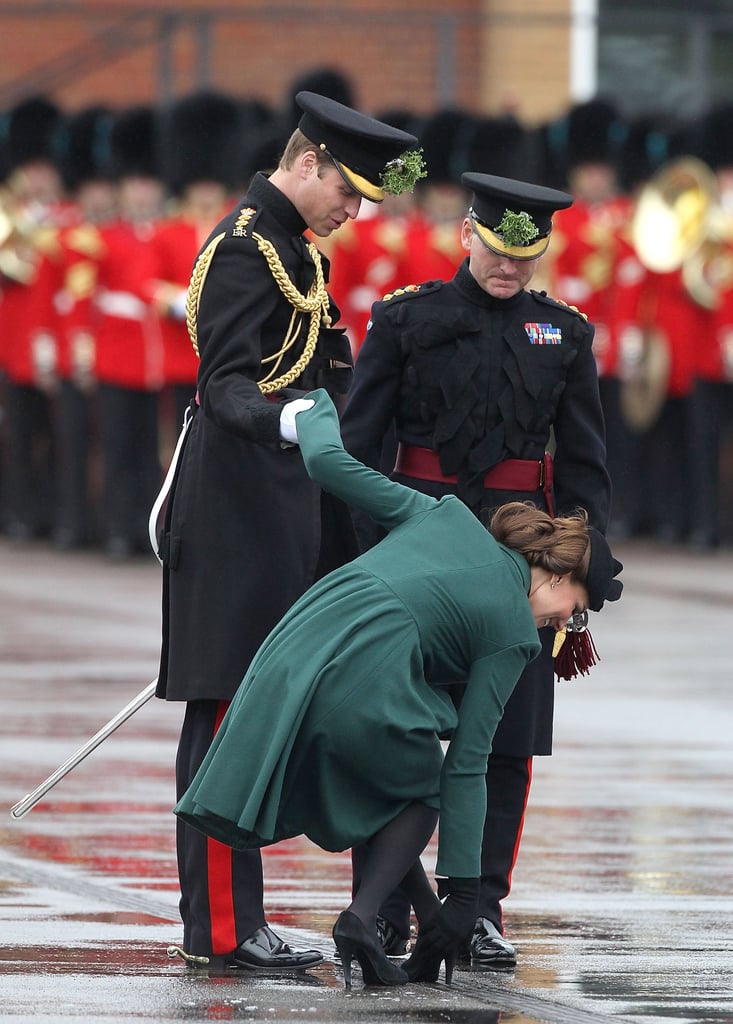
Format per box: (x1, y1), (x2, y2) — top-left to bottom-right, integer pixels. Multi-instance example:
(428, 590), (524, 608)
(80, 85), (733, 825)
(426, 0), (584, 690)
(348, 802), (440, 933)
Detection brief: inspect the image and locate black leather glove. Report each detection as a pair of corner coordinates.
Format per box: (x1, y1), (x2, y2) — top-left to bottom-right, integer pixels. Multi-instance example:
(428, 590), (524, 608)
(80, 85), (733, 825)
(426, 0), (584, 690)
(418, 876), (479, 956)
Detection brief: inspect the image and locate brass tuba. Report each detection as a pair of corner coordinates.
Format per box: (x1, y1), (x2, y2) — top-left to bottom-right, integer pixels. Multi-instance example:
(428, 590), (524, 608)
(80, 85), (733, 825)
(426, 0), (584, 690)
(630, 156), (721, 303)
(621, 157), (722, 430)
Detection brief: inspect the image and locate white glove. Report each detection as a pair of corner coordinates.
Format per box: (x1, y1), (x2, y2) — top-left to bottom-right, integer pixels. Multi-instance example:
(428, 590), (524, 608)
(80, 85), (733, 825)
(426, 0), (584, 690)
(169, 289), (188, 320)
(279, 398), (315, 444)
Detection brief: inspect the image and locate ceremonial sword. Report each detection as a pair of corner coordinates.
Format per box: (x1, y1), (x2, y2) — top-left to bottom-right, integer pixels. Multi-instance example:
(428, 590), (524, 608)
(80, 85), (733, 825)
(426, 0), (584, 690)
(10, 405), (195, 820)
(10, 679), (159, 818)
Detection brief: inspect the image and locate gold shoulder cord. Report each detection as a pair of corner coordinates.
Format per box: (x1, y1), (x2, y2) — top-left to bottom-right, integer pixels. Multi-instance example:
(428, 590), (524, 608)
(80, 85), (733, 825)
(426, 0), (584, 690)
(186, 232), (225, 358)
(185, 231), (331, 395)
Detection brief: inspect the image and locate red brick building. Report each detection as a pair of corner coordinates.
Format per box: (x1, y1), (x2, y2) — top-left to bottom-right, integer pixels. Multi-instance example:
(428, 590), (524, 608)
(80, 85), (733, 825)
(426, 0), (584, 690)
(0, 0), (577, 125)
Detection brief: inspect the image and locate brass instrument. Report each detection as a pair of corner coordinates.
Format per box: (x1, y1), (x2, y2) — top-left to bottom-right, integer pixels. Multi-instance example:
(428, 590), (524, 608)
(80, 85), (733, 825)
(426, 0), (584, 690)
(0, 188), (45, 284)
(622, 157), (731, 429)
(618, 324), (671, 433)
(631, 157), (719, 279)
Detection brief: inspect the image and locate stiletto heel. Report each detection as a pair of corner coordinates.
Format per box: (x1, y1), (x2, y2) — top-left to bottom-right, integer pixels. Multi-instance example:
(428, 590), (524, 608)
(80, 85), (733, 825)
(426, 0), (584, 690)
(444, 949), (456, 985)
(335, 936), (354, 988)
(332, 911), (408, 988)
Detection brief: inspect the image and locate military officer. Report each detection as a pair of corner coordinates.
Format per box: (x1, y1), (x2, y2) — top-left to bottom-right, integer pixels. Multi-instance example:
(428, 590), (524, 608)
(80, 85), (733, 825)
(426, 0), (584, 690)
(155, 91), (423, 970)
(340, 172), (612, 969)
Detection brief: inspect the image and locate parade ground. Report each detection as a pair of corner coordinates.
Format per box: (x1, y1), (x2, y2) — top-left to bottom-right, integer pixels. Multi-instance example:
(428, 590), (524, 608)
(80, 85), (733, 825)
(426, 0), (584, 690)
(0, 534), (731, 1024)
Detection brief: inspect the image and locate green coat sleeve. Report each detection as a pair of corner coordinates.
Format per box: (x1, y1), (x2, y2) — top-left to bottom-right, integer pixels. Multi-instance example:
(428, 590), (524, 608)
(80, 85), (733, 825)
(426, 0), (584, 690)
(436, 641), (536, 878)
(297, 389), (436, 531)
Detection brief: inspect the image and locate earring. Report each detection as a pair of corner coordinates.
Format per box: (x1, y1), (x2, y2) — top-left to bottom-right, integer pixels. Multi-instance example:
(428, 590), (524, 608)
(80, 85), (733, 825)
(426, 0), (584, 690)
(551, 581), (557, 590)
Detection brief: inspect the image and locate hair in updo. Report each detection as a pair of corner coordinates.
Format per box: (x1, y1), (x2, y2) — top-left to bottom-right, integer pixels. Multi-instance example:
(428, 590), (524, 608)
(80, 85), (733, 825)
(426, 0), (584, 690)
(487, 501), (591, 582)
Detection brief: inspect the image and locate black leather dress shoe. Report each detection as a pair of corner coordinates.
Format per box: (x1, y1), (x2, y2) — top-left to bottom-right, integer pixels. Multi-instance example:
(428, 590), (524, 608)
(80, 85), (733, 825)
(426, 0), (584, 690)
(225, 925), (324, 971)
(469, 918), (516, 970)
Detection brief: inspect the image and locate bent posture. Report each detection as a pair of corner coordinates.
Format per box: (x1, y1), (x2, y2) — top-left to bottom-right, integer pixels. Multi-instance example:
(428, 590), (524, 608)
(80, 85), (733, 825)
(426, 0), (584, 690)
(175, 390), (622, 987)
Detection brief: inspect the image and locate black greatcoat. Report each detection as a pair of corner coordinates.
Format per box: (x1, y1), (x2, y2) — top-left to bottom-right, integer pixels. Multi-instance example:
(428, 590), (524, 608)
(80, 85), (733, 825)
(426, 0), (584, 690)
(340, 260), (612, 755)
(157, 173), (357, 703)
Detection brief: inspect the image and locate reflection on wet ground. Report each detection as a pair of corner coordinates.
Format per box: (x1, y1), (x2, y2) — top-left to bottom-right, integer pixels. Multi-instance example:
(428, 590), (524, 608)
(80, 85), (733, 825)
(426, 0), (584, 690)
(1, 538), (732, 1023)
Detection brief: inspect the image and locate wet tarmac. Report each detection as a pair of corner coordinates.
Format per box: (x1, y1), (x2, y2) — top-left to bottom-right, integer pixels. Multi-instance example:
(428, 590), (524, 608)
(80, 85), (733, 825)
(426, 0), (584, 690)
(1, 536), (732, 1024)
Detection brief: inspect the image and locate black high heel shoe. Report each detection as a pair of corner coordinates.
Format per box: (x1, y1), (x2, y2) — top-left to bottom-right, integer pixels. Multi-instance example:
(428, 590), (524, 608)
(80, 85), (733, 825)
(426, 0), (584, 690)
(332, 911), (408, 988)
(403, 928), (457, 984)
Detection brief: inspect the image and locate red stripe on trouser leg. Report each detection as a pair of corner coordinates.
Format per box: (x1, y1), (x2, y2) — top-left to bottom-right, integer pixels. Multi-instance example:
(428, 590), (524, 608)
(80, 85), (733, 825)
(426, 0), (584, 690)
(207, 700), (237, 955)
(501, 756), (533, 930)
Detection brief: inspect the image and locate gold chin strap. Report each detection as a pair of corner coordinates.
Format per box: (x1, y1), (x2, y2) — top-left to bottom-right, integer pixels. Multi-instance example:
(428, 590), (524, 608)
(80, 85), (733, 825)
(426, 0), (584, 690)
(185, 233), (331, 394)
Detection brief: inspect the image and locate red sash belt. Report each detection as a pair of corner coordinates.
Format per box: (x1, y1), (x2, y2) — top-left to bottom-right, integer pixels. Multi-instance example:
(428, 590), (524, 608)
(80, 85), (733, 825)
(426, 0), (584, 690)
(394, 444), (554, 514)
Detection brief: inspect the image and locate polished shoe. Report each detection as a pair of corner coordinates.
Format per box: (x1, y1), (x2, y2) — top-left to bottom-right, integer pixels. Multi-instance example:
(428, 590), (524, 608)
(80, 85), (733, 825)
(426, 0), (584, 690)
(469, 918), (516, 971)
(332, 910), (408, 988)
(225, 925), (324, 971)
(377, 915), (410, 957)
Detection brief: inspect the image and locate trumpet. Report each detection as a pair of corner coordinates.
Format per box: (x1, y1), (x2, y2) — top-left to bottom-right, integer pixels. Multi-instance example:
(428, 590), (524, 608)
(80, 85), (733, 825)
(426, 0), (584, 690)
(0, 188), (44, 284)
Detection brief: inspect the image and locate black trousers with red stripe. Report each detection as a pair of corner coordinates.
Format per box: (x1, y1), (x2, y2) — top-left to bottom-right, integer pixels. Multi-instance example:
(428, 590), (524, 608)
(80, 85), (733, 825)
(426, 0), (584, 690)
(478, 753), (533, 932)
(176, 700), (266, 956)
(353, 752), (533, 937)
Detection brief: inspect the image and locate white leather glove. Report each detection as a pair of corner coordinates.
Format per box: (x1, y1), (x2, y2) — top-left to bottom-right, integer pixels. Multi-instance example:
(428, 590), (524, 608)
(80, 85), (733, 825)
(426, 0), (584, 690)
(279, 398), (315, 444)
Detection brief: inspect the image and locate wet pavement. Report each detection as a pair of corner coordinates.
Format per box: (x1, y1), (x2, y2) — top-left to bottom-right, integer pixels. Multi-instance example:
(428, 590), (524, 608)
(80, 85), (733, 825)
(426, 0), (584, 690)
(1, 535), (732, 1023)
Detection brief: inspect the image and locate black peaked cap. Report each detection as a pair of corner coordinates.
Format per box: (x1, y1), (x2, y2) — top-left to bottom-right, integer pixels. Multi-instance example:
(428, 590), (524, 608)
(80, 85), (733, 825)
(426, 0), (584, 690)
(462, 172), (573, 258)
(296, 91), (418, 201)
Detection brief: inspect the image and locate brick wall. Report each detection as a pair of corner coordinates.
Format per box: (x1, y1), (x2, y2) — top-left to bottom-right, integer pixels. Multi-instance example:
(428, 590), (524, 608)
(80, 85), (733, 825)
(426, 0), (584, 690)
(0, 1), (571, 123)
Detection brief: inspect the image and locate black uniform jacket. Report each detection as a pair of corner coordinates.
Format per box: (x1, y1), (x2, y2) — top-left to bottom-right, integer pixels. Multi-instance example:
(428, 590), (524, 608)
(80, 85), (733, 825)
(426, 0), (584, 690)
(157, 173), (357, 702)
(340, 259), (612, 755)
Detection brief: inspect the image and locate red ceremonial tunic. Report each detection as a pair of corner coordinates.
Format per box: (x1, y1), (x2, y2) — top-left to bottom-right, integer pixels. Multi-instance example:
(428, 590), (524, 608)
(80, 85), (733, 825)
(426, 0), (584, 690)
(548, 195), (634, 378)
(149, 214), (218, 387)
(91, 219), (163, 391)
(327, 209), (411, 356)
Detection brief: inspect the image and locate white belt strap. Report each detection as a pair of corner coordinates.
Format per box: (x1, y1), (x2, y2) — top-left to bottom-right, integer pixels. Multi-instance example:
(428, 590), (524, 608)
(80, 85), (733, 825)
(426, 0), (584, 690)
(95, 289), (149, 321)
(148, 404), (194, 564)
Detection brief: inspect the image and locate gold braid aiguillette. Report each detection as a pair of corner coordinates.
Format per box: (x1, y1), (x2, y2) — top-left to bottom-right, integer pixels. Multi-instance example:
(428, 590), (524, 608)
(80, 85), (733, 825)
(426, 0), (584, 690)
(185, 231), (331, 394)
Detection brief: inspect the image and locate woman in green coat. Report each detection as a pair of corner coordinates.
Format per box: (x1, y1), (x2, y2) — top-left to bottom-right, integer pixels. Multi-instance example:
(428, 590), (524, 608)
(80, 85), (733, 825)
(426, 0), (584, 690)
(175, 388), (622, 987)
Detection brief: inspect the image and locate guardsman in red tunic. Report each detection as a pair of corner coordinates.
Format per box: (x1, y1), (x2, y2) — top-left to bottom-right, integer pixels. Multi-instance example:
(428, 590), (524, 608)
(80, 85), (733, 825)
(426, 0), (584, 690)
(150, 92), (242, 431)
(397, 110), (476, 297)
(89, 106), (165, 559)
(624, 120), (719, 546)
(0, 96), (71, 540)
(326, 191), (417, 359)
(541, 100), (636, 533)
(48, 106), (119, 550)
(598, 115), (674, 539)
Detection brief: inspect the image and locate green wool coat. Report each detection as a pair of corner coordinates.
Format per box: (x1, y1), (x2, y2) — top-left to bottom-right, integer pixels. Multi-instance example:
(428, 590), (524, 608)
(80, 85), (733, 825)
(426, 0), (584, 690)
(174, 389), (541, 878)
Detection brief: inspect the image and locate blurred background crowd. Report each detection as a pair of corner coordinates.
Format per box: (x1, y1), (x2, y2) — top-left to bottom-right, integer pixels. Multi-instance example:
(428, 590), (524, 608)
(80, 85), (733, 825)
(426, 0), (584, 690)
(1, 64), (732, 559)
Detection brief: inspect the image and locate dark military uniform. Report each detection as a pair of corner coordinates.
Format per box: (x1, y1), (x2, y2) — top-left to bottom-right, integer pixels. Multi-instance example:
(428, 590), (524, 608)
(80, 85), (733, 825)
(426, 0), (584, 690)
(157, 172), (357, 956)
(340, 256), (611, 934)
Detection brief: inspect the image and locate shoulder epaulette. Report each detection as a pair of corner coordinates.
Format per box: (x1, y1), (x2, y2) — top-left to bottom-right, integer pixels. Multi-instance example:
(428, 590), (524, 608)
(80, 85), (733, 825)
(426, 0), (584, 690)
(230, 205), (261, 238)
(34, 225), (61, 258)
(531, 289), (589, 321)
(381, 280), (441, 303)
(66, 224), (105, 259)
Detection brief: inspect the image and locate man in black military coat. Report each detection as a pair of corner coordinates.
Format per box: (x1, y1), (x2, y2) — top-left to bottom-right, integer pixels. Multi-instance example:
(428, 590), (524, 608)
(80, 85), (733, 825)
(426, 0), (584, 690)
(156, 91), (423, 970)
(340, 172), (612, 968)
